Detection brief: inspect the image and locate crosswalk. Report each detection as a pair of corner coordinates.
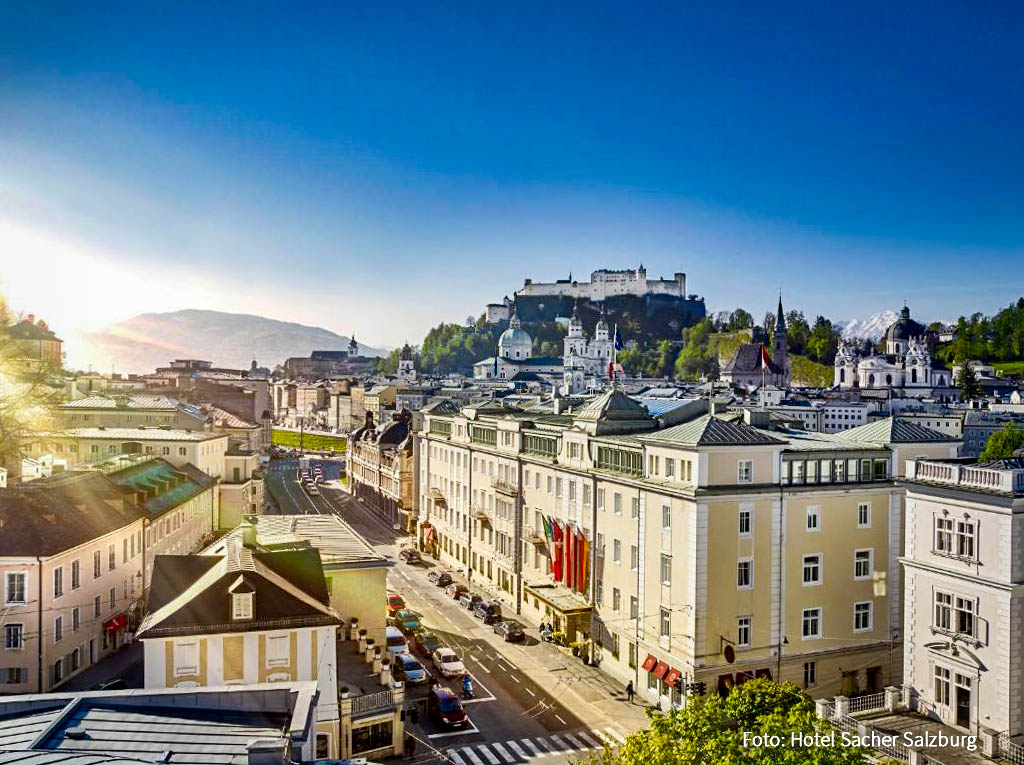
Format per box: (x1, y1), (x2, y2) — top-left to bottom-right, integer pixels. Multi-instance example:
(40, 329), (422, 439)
(446, 727), (626, 764)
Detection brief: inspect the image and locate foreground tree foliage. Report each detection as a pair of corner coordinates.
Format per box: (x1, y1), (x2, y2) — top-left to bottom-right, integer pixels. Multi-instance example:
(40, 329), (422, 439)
(980, 423), (1024, 462)
(579, 679), (870, 765)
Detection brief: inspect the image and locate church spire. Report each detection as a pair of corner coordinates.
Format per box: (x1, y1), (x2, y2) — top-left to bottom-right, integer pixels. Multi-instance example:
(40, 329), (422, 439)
(776, 293), (787, 334)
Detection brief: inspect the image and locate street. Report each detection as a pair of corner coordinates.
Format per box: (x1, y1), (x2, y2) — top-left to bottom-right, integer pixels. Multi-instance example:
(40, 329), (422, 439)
(267, 457), (645, 764)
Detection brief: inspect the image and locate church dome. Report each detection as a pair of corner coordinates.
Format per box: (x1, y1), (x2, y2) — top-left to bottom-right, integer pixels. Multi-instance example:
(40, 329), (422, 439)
(885, 306), (926, 343)
(498, 315), (533, 359)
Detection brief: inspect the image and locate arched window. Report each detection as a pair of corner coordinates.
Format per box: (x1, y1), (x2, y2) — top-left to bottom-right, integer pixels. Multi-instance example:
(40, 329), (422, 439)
(911, 368), (917, 383)
(868, 374), (875, 387)
(840, 368), (846, 383)
(885, 374), (892, 385)
(895, 343), (901, 354)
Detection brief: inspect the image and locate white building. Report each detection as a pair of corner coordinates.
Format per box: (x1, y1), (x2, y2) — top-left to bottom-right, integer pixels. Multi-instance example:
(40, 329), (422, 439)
(563, 307), (614, 377)
(834, 306), (952, 394)
(821, 402), (872, 433)
(472, 315), (563, 380)
(517, 265), (687, 301)
(902, 456), (1024, 739)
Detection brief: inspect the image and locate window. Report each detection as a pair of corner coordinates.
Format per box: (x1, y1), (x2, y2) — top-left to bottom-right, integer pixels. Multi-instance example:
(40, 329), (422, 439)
(597, 489), (605, 510)
(4, 624), (23, 650)
(737, 460), (753, 483)
(178, 446), (187, 456)
(803, 661), (816, 688)
(737, 558), (753, 589)
(5, 573), (26, 605)
(612, 587), (621, 612)
(849, 599), (874, 632)
(934, 516), (954, 553)
(630, 596), (638, 620)
(857, 502), (871, 528)
(54, 615), (63, 644)
(631, 497), (640, 519)
(854, 549), (872, 580)
(737, 617), (751, 647)
(108, 544), (116, 571)
(72, 607), (80, 632)
(802, 554), (822, 585)
(659, 608), (671, 638)
(109, 587), (116, 610)
(613, 493), (622, 515)
(71, 560), (80, 591)
(93, 550), (101, 579)
(4, 668), (24, 684)
(801, 607), (822, 639)
(806, 506), (820, 532)
(934, 591), (953, 631)
(956, 520), (976, 559)
(232, 593), (253, 620)
(955, 596), (975, 637)
(666, 459), (675, 478)
(93, 595), (101, 619)
(934, 665), (951, 706)
(174, 640), (199, 675)
(661, 504), (672, 529)
(612, 539), (622, 565)
(630, 544), (639, 571)
(738, 507), (752, 536)
(266, 633), (290, 667)
(660, 554), (672, 585)
(53, 567), (63, 599)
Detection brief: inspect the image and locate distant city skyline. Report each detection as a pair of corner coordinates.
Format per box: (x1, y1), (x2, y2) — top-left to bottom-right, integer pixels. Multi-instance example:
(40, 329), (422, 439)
(2, 1), (1022, 348)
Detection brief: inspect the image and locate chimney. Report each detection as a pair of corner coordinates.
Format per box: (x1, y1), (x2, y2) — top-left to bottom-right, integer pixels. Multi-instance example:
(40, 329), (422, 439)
(240, 515), (258, 548)
(743, 408), (771, 428)
(26, 314), (35, 325)
(245, 738), (288, 765)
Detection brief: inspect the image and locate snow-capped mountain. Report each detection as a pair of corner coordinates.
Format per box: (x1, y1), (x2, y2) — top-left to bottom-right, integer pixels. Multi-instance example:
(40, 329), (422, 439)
(837, 310), (899, 341)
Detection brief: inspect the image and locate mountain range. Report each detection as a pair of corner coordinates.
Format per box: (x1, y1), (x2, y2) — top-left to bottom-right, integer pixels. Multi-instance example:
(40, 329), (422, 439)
(66, 309), (385, 374)
(836, 310), (900, 341)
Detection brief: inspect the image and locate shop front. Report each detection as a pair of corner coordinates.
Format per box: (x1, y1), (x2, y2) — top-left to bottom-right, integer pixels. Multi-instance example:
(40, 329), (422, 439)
(522, 580), (592, 649)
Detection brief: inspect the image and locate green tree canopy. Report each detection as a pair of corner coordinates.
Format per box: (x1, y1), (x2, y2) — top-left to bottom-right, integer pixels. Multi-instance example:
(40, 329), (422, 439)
(980, 423), (1024, 461)
(582, 679), (869, 765)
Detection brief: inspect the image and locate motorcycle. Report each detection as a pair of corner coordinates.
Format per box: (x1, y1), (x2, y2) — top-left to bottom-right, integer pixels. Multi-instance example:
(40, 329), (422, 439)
(461, 675), (475, 699)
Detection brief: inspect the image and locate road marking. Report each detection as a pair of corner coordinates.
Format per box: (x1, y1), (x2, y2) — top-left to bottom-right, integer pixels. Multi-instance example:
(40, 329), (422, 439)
(603, 727), (626, 744)
(489, 742), (515, 763)
(459, 747), (485, 765)
(519, 738), (543, 757)
(577, 731), (601, 748)
(548, 734), (569, 754)
(524, 687), (535, 696)
(530, 737), (553, 754)
(476, 744), (501, 764)
(554, 714), (566, 725)
(505, 740), (529, 759)
(426, 720), (480, 739)
(496, 656), (518, 670)
(470, 656), (491, 673)
(562, 733), (586, 751)
(509, 674), (520, 683)
(447, 752), (467, 765)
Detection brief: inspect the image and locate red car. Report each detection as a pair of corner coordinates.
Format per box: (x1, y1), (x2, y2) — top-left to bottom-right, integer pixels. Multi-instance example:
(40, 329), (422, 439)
(445, 583), (468, 599)
(386, 593), (406, 616)
(428, 686), (468, 729)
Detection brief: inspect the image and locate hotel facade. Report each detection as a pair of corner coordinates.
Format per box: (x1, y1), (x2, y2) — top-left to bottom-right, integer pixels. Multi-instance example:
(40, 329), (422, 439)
(415, 395), (960, 707)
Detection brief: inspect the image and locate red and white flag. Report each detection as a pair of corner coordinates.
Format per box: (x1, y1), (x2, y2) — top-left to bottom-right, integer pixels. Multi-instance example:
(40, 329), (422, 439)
(761, 345), (772, 370)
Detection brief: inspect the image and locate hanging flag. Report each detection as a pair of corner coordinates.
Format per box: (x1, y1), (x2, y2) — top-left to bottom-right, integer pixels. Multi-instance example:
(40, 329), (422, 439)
(579, 530), (589, 592)
(761, 345), (772, 370)
(552, 522), (564, 582)
(608, 360), (615, 379)
(613, 325), (624, 352)
(565, 522), (575, 590)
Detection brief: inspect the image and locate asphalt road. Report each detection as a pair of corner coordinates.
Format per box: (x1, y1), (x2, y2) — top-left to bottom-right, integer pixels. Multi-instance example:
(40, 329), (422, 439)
(267, 457), (634, 764)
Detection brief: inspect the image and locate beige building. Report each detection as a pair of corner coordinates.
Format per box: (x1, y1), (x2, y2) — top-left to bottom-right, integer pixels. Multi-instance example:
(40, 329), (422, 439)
(348, 411), (415, 531)
(417, 397), (962, 707)
(6, 315), (62, 369)
(56, 394), (207, 430)
(220, 448), (266, 529)
(0, 456), (218, 693)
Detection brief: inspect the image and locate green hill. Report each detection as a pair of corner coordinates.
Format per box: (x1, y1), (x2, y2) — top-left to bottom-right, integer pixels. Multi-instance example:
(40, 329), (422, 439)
(791, 355), (833, 387)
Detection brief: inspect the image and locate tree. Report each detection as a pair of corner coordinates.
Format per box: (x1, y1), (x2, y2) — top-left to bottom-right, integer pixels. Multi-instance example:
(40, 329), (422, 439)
(956, 359), (981, 400)
(785, 310), (810, 355)
(728, 309), (753, 332)
(581, 679), (870, 765)
(980, 423), (1024, 461)
(762, 311), (776, 339)
(807, 316), (840, 364)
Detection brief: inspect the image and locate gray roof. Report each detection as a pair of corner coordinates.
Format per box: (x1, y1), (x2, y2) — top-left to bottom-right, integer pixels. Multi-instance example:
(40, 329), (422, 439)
(723, 343), (781, 375)
(55, 428), (224, 442)
(58, 395), (179, 411)
(842, 417), (960, 444)
(640, 415), (784, 446)
(571, 391), (655, 435)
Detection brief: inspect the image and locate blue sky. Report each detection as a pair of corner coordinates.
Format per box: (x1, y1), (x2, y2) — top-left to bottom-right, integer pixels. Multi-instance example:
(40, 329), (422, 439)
(1, 1), (1022, 350)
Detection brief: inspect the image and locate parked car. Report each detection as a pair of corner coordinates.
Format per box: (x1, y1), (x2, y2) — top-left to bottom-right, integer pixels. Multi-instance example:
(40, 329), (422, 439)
(307, 485), (320, 496)
(431, 647), (466, 678)
(386, 592), (406, 616)
(385, 626), (409, 657)
(392, 653), (431, 684)
(399, 548), (422, 564)
(391, 609), (421, 634)
(428, 686), (468, 729)
(458, 593), (482, 610)
(427, 570), (452, 587)
(445, 583), (468, 599)
(493, 620), (526, 642)
(472, 601), (502, 624)
(413, 631), (443, 656)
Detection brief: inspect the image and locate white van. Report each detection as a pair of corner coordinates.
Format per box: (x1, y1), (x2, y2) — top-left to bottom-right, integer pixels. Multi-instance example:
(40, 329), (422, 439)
(385, 626), (409, 657)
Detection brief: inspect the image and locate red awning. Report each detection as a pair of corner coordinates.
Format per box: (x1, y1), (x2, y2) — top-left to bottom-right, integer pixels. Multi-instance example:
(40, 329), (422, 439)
(664, 668), (681, 688)
(652, 661), (669, 680)
(104, 614), (128, 632)
(755, 668), (773, 680)
(422, 526), (436, 543)
(734, 670), (754, 686)
(641, 654), (657, 672)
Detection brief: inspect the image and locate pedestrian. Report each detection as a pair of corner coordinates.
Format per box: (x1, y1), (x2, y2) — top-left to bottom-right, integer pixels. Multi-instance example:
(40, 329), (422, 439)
(626, 680), (635, 703)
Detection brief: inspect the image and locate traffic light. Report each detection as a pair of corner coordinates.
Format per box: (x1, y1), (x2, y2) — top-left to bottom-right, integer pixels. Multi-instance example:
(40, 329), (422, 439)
(687, 681), (707, 696)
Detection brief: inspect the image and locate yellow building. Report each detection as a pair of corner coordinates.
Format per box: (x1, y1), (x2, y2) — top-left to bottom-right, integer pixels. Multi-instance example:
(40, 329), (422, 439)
(348, 410), (415, 531)
(417, 397), (962, 707)
(6, 315), (62, 369)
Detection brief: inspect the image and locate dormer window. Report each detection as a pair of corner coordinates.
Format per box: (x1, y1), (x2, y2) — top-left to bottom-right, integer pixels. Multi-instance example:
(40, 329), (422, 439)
(232, 592), (253, 620)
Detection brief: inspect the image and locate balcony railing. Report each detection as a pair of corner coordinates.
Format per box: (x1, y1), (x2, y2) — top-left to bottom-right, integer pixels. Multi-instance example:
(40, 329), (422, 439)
(908, 459), (1024, 495)
(472, 505), (492, 523)
(525, 528), (545, 545)
(428, 488), (447, 505)
(491, 478), (519, 497)
(351, 689), (395, 716)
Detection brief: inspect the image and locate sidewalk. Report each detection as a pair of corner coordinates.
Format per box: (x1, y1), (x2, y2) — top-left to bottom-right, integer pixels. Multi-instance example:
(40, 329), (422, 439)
(60, 642), (143, 691)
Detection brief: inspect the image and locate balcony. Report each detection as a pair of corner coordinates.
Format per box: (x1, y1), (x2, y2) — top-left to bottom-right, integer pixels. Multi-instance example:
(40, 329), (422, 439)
(525, 528), (546, 545)
(472, 505), (492, 523)
(908, 459), (1024, 496)
(491, 478), (519, 497)
(428, 488), (447, 505)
